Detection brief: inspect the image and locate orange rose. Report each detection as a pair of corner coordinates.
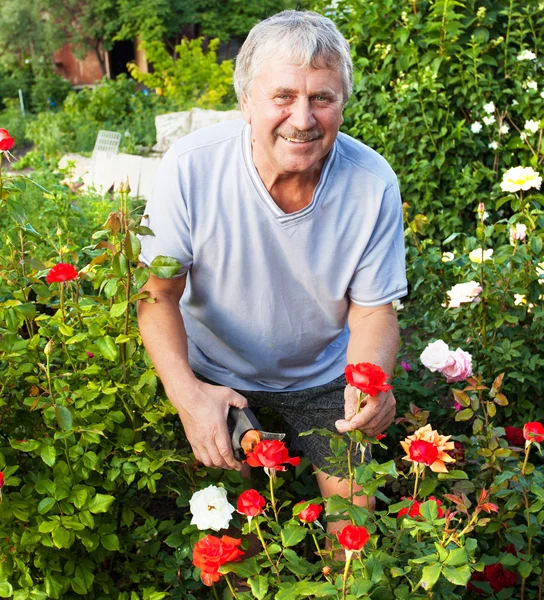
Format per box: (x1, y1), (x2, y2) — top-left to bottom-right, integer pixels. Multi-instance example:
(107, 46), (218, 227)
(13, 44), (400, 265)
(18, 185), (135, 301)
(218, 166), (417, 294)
(401, 424), (455, 473)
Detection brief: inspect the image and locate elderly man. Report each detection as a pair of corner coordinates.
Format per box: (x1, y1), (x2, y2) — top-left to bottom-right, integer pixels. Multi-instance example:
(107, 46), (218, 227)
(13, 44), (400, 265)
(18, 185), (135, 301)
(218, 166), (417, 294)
(137, 10), (407, 530)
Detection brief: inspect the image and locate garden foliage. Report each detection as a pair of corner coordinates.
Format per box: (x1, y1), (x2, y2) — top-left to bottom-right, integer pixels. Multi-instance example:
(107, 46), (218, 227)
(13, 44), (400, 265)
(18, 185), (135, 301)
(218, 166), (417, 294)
(0, 0), (544, 598)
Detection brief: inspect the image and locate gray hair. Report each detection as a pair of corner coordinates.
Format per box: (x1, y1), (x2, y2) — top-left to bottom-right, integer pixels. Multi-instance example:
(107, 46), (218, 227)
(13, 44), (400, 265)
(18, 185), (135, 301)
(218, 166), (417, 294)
(234, 10), (353, 104)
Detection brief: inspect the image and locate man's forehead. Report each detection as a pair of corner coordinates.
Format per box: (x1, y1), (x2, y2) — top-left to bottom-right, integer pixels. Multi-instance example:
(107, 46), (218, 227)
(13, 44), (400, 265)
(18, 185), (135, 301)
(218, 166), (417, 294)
(253, 59), (343, 94)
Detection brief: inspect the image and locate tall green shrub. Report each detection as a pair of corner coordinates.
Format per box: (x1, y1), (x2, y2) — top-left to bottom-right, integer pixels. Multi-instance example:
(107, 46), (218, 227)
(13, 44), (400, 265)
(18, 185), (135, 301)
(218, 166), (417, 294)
(318, 0), (542, 238)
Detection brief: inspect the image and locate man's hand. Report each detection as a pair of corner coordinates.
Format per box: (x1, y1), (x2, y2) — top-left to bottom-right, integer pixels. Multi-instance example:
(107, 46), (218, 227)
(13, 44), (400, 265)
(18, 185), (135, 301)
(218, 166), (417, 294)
(335, 384), (396, 437)
(176, 381), (248, 471)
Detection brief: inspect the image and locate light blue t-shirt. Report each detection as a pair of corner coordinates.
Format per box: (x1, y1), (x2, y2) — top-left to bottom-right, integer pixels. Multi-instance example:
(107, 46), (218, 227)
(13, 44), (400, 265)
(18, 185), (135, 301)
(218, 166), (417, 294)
(139, 119), (407, 391)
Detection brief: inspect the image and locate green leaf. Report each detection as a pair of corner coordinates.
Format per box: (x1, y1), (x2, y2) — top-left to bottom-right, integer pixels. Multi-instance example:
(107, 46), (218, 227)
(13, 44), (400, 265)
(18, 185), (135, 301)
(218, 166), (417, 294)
(10, 439), (40, 452)
(370, 460), (398, 478)
(0, 582), (13, 598)
(149, 256), (182, 279)
(294, 581), (338, 597)
(419, 563), (442, 591)
(442, 565), (471, 586)
(38, 497), (56, 515)
(444, 547), (468, 567)
(280, 524), (307, 547)
(518, 562), (532, 578)
(248, 575), (269, 600)
(110, 301), (128, 318)
(418, 477), (438, 497)
(420, 500), (439, 521)
(275, 583), (297, 600)
(52, 527), (74, 549)
(455, 408), (474, 422)
(40, 445), (57, 467)
(55, 406), (73, 430)
(351, 578), (373, 596)
(101, 534), (120, 551)
(438, 470), (468, 480)
(124, 231), (141, 261)
(95, 336), (119, 362)
(218, 557), (260, 578)
(88, 494), (116, 514)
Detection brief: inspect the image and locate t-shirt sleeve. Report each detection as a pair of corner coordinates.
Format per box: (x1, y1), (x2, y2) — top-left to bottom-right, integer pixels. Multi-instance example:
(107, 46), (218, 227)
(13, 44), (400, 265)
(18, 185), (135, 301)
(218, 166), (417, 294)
(348, 179), (407, 306)
(138, 148), (192, 276)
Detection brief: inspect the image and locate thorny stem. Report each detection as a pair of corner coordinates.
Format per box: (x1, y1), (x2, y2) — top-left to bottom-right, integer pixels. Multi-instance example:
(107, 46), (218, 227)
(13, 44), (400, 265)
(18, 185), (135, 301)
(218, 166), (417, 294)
(254, 519), (281, 582)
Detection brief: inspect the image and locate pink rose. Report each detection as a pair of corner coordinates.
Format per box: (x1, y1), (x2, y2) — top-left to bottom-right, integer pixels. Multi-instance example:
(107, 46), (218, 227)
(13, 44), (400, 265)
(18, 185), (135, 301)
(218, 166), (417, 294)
(439, 348), (473, 383)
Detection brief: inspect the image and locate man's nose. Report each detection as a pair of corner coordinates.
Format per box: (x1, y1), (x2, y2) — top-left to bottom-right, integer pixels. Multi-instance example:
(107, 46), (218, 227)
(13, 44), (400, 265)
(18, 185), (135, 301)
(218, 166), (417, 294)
(288, 98), (317, 131)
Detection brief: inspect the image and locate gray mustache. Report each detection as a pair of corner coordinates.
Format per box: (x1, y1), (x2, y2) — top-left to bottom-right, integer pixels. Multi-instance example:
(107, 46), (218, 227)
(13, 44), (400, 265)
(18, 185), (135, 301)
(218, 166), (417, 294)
(275, 129), (323, 142)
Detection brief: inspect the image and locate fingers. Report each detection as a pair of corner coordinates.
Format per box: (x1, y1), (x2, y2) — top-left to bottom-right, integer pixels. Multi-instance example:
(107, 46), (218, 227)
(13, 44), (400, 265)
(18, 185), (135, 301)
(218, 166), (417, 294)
(191, 427), (243, 471)
(336, 392), (396, 437)
(343, 384), (360, 420)
(229, 390), (249, 409)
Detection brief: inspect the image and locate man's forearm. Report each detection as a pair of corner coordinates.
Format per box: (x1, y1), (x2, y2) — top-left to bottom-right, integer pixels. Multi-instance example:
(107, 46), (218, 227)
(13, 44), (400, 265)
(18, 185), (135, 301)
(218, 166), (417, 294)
(137, 294), (197, 410)
(346, 305), (400, 378)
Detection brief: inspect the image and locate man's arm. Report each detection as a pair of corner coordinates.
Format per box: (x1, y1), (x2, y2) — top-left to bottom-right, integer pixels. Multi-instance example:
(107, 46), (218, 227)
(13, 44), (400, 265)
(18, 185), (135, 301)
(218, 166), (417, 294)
(335, 301), (400, 437)
(137, 273), (248, 470)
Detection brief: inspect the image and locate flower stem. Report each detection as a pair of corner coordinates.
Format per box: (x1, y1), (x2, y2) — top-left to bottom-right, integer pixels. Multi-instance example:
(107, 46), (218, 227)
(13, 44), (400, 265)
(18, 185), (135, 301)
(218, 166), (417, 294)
(212, 583), (220, 600)
(254, 520), (281, 582)
(309, 524), (326, 565)
(341, 550), (353, 599)
(59, 282), (65, 324)
(413, 464), (421, 500)
(521, 442), (532, 476)
(224, 574), (239, 600)
(348, 392), (365, 502)
(269, 472), (279, 523)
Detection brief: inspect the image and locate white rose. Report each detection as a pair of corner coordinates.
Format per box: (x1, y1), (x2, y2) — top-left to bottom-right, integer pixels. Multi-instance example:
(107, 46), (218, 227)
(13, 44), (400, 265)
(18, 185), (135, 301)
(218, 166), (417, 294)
(471, 122), (483, 133)
(189, 485), (235, 532)
(420, 340), (455, 372)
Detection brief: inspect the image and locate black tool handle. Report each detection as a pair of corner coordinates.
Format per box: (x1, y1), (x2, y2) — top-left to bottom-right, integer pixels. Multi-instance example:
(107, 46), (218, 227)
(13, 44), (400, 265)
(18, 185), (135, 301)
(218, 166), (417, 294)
(229, 406), (262, 460)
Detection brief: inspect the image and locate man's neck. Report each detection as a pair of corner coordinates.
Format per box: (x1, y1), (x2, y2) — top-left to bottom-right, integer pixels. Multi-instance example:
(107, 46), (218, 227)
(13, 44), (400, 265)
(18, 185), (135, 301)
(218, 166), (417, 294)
(252, 151), (325, 214)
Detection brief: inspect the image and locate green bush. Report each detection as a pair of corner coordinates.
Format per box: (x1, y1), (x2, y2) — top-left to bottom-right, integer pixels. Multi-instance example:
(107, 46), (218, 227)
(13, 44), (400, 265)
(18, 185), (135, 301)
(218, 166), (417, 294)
(25, 76), (161, 156)
(128, 37), (236, 110)
(320, 0), (543, 239)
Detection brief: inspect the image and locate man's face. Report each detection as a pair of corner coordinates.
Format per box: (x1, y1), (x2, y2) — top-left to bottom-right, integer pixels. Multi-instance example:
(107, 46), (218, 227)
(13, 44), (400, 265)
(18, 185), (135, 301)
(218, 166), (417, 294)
(240, 57), (345, 178)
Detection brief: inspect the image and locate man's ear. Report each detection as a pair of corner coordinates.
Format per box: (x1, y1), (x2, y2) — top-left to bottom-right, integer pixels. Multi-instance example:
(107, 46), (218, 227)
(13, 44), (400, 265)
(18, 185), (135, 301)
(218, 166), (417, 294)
(240, 94), (251, 124)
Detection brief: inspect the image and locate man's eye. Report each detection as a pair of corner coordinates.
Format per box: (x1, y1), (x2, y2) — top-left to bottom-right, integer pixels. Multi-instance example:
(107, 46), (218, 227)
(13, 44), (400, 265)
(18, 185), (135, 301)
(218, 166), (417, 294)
(313, 96), (329, 102)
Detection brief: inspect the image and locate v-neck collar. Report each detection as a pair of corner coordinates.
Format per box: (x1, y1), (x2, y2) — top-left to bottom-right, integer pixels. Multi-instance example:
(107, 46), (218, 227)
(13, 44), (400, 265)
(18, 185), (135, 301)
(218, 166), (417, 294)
(241, 123), (337, 225)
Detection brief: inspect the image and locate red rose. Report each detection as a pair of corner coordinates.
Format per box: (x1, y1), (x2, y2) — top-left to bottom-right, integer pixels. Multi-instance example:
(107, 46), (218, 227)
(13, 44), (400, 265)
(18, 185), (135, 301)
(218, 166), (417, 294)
(46, 263), (78, 284)
(295, 502), (323, 523)
(467, 570), (487, 595)
(523, 422), (544, 443)
(336, 524), (370, 551)
(504, 426), (525, 446)
(344, 363), (393, 396)
(502, 544), (518, 556)
(0, 129), (14, 152)
(398, 497), (421, 519)
(0, 472), (3, 489)
(484, 563), (517, 593)
(398, 496), (444, 519)
(245, 439), (300, 471)
(237, 489), (265, 517)
(192, 534), (244, 586)
(408, 439), (438, 466)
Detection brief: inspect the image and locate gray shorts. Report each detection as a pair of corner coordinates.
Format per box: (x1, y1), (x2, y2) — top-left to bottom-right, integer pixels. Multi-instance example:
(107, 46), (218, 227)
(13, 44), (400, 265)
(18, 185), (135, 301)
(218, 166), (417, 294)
(194, 372), (371, 476)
